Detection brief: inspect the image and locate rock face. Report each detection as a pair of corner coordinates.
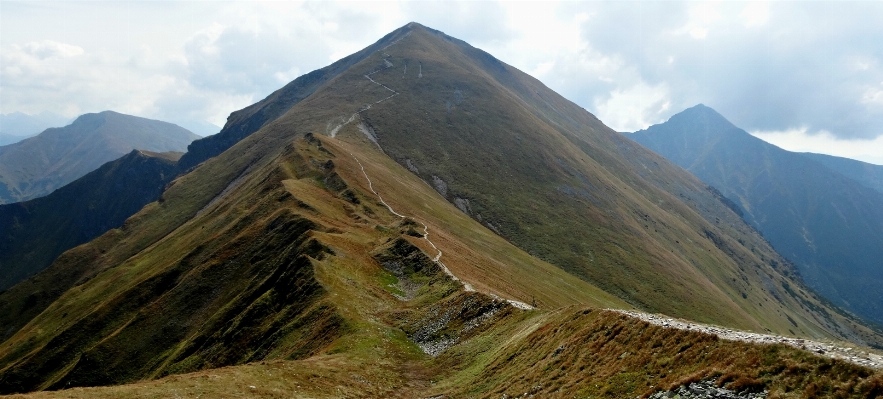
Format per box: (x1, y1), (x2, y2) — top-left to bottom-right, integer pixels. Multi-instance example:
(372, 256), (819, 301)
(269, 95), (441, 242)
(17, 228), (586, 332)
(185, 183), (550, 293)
(649, 380), (767, 399)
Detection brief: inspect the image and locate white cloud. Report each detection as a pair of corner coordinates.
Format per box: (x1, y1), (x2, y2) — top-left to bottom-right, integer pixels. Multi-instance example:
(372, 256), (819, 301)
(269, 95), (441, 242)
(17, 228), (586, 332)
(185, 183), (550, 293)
(751, 128), (883, 165)
(740, 1), (769, 27)
(863, 85), (883, 107)
(0, 0), (882, 166)
(678, 2), (723, 39)
(594, 82), (671, 132)
(20, 40), (84, 59)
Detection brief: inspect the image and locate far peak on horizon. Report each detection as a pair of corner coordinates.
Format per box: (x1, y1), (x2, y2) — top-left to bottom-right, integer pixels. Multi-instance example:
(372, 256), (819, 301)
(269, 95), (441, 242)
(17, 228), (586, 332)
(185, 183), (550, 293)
(3, 3), (882, 160)
(634, 104), (883, 166)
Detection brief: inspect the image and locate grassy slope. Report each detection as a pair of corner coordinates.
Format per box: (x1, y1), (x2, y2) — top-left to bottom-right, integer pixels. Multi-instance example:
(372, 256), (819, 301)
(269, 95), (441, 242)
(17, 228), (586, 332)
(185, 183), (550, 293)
(3, 22), (883, 397)
(7, 309), (883, 399)
(628, 105), (883, 326)
(0, 104), (620, 392)
(801, 152), (883, 194)
(5, 136), (883, 399)
(0, 150), (182, 293)
(330, 24), (880, 344)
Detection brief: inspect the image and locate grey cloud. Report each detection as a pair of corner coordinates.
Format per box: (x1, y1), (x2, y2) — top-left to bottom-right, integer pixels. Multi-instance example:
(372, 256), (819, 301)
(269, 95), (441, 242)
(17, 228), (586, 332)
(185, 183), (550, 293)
(183, 25), (328, 98)
(402, 0), (516, 44)
(552, 2), (883, 139)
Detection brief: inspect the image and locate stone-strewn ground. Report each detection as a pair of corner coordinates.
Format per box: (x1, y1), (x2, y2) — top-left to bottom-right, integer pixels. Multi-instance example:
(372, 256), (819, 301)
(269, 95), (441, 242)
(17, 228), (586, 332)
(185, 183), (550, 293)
(611, 309), (883, 369)
(649, 379), (766, 399)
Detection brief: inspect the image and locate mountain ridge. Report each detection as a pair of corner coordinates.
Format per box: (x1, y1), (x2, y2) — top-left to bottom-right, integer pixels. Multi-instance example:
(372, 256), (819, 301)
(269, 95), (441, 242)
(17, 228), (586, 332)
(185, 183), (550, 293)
(0, 111), (198, 204)
(0, 149), (181, 294)
(1, 22), (881, 395)
(629, 104), (883, 325)
(800, 151), (883, 194)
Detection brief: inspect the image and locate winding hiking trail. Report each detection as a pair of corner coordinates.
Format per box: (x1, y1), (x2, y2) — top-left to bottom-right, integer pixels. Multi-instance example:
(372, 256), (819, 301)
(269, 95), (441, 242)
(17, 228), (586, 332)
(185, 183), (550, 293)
(326, 32), (531, 309)
(610, 309), (883, 370)
(324, 29), (883, 366)
(328, 33), (409, 139)
(349, 151), (533, 310)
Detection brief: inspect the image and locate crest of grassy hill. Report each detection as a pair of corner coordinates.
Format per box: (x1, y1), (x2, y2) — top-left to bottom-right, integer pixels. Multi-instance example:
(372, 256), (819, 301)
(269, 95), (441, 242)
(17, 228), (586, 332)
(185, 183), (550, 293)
(1, 22), (882, 396)
(324, 24), (881, 343)
(3, 134), (882, 399)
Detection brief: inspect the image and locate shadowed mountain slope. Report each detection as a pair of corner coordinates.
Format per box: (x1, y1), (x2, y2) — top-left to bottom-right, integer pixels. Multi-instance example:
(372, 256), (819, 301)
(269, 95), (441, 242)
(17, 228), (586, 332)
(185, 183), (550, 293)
(0, 150), (181, 293)
(629, 104), (883, 325)
(0, 112), (71, 146)
(801, 152), (883, 194)
(0, 28), (406, 320)
(328, 24), (877, 341)
(1, 23), (882, 395)
(0, 111), (197, 204)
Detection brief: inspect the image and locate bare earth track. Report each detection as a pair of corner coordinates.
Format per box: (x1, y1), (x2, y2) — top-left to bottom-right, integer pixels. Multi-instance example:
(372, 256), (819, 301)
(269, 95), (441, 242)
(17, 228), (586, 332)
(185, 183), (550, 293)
(611, 309), (883, 370)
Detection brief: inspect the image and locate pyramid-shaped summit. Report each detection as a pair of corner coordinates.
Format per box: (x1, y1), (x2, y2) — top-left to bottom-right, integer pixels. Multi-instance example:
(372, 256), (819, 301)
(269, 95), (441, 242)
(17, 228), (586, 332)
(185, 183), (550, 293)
(1, 23), (881, 396)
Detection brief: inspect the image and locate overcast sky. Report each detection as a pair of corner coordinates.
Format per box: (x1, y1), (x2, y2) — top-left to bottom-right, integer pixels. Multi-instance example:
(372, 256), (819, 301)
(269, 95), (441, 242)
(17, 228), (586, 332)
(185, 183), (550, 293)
(2, 1), (882, 164)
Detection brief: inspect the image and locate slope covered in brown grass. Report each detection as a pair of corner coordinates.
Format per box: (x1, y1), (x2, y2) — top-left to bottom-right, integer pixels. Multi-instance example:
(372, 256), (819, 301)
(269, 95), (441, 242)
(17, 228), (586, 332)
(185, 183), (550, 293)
(2, 22), (882, 397)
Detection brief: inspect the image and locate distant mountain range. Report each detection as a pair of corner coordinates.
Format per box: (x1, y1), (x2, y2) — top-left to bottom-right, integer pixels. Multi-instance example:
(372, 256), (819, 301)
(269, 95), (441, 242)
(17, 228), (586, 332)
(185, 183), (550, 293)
(174, 119), (221, 137)
(1, 23), (881, 397)
(629, 104), (883, 325)
(0, 150), (182, 292)
(0, 111), (198, 204)
(0, 111), (71, 146)
(800, 152), (883, 194)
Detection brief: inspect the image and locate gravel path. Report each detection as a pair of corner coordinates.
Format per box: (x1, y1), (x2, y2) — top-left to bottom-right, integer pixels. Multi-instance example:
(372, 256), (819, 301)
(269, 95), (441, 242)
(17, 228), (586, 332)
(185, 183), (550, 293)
(349, 153), (532, 310)
(610, 309), (883, 370)
(328, 33), (409, 138)
(330, 31), (532, 311)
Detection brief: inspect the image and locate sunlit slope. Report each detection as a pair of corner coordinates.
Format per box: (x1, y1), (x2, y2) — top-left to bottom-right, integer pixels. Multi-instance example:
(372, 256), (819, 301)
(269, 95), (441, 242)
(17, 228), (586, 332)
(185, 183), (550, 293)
(6, 308), (883, 399)
(0, 86), (619, 392)
(296, 23), (879, 343)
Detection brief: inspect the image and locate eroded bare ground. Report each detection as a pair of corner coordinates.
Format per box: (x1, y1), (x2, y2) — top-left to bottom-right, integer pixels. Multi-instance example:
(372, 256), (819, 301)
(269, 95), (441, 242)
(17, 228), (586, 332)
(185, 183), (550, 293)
(611, 309), (883, 370)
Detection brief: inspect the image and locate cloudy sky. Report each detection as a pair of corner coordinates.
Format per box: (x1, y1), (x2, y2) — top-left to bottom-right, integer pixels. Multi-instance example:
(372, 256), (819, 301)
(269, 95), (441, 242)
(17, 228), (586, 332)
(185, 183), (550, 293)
(2, 1), (882, 163)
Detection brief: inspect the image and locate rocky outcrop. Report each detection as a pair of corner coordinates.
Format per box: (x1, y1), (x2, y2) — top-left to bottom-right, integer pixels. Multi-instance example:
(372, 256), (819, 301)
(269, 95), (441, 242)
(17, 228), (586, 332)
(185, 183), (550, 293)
(649, 380), (766, 399)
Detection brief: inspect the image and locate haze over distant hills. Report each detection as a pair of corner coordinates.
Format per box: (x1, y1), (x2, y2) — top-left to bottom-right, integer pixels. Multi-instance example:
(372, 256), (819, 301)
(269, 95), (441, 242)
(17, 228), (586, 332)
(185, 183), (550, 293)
(175, 119), (222, 137)
(800, 152), (883, 194)
(0, 111), (199, 204)
(1, 23), (881, 397)
(0, 150), (182, 292)
(0, 111), (71, 146)
(629, 104), (883, 325)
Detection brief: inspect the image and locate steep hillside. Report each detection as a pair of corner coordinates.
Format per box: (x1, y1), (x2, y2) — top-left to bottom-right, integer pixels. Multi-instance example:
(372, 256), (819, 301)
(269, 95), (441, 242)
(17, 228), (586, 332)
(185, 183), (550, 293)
(0, 30), (398, 306)
(801, 152), (883, 194)
(0, 28), (415, 305)
(313, 24), (877, 341)
(629, 105), (883, 325)
(5, 308), (883, 398)
(1, 22), (882, 395)
(0, 150), (181, 293)
(0, 130), (619, 392)
(0, 111), (198, 203)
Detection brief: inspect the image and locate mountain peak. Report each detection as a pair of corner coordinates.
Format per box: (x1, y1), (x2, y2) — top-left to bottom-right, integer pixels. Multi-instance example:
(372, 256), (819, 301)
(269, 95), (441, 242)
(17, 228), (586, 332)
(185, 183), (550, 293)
(668, 103), (735, 128)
